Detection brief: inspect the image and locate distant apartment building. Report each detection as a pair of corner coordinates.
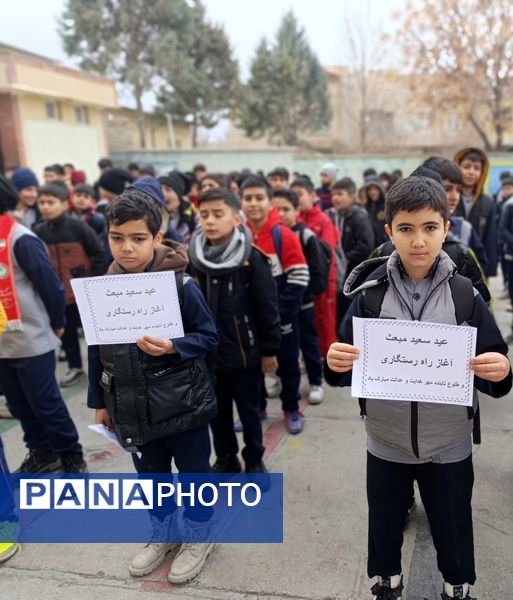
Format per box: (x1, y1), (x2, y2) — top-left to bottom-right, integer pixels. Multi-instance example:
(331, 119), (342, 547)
(227, 65), (490, 154)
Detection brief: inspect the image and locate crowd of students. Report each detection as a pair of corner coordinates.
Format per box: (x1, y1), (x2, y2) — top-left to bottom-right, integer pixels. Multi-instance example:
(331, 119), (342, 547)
(0, 148), (511, 599)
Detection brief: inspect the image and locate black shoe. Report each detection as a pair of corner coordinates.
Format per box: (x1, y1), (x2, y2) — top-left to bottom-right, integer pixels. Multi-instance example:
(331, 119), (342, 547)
(61, 453), (88, 473)
(371, 575), (403, 599)
(245, 460), (268, 473)
(211, 454), (242, 473)
(15, 449), (62, 473)
(441, 586), (475, 600)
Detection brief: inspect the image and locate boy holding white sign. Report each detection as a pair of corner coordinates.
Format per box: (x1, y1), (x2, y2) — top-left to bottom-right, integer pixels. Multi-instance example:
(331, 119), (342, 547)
(325, 176), (511, 600)
(87, 187), (219, 584)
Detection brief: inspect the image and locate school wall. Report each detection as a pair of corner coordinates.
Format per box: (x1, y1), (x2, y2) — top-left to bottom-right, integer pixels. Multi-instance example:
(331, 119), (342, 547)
(111, 149), (513, 193)
(18, 95), (108, 182)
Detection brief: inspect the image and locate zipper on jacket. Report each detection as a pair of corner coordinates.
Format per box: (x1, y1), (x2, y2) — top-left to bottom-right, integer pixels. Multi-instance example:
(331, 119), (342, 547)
(233, 316), (248, 369)
(389, 268), (452, 459)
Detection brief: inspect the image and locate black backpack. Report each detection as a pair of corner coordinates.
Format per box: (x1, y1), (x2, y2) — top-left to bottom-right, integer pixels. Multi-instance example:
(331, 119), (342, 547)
(361, 273), (481, 444)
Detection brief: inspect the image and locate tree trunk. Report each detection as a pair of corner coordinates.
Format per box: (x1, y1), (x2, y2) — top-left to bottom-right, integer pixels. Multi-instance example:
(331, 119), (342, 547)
(192, 113), (198, 148)
(135, 88), (146, 149)
(468, 111), (492, 151)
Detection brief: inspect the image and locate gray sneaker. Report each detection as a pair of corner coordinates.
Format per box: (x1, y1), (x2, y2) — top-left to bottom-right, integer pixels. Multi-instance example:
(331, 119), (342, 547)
(59, 368), (84, 388)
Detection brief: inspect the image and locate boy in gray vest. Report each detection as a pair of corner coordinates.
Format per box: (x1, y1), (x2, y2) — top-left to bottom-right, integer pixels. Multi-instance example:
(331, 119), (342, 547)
(326, 176), (511, 600)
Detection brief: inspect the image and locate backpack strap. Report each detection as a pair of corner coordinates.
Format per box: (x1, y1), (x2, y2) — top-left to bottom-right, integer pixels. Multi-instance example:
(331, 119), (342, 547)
(363, 279), (388, 318)
(271, 225), (282, 262)
(449, 273), (474, 325)
(175, 271), (185, 308)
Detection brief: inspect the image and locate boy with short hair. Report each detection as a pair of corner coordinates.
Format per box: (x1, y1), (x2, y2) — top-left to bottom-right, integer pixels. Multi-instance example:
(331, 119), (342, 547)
(71, 183), (106, 238)
(190, 187), (281, 471)
(498, 177), (513, 342)
(453, 147), (497, 277)
(88, 186), (219, 583)
(35, 184), (106, 387)
(0, 175), (86, 474)
(327, 177), (375, 327)
(267, 167), (290, 191)
(241, 176), (309, 434)
(316, 162), (338, 211)
(272, 188), (327, 404)
(10, 168), (40, 229)
(326, 176), (511, 600)
(291, 177), (339, 357)
(43, 164), (65, 186)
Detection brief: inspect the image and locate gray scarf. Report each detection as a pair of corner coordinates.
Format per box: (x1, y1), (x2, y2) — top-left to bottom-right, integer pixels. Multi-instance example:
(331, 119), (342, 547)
(189, 225), (253, 276)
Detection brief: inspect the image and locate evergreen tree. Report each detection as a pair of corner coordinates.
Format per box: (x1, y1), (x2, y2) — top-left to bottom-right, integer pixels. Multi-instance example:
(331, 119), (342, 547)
(59, 0), (193, 149)
(237, 11), (331, 146)
(156, 1), (239, 147)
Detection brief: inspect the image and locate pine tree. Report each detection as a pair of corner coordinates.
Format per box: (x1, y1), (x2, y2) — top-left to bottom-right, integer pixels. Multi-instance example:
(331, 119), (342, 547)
(237, 11), (331, 146)
(156, 1), (239, 147)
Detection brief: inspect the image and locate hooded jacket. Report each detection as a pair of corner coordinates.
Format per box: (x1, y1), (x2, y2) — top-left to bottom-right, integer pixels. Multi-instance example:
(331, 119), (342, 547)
(87, 241), (219, 447)
(362, 178), (388, 246)
(189, 226), (281, 371)
(325, 251), (511, 462)
(246, 208), (309, 322)
(453, 147), (497, 276)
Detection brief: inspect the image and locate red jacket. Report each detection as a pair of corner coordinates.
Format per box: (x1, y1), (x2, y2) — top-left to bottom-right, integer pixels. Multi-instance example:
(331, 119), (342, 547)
(298, 204), (339, 250)
(247, 209), (309, 321)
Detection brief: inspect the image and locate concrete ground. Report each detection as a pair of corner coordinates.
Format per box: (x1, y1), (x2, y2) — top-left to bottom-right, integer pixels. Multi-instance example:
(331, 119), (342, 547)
(1, 275), (512, 600)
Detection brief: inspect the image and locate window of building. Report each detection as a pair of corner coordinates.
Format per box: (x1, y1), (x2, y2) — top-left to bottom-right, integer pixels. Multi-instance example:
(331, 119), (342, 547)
(75, 105), (89, 124)
(46, 100), (61, 120)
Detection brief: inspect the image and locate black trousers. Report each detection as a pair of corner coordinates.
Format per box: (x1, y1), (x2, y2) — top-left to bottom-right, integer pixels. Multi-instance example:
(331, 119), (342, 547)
(211, 367), (264, 466)
(61, 303), (83, 369)
(134, 425), (212, 522)
(277, 318), (301, 412)
(367, 452), (475, 585)
(0, 351), (82, 456)
(299, 307), (322, 386)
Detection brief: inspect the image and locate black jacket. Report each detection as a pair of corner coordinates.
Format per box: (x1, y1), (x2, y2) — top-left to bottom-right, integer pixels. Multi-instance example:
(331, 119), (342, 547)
(454, 192), (497, 277)
(329, 205), (375, 276)
(293, 223), (330, 304)
(193, 247), (281, 372)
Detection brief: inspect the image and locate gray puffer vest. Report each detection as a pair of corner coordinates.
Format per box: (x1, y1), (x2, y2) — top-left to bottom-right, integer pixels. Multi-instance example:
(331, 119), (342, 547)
(344, 251), (478, 460)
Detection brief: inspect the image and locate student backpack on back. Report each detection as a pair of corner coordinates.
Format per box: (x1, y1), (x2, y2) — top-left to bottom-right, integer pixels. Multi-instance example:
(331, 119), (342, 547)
(361, 273), (481, 444)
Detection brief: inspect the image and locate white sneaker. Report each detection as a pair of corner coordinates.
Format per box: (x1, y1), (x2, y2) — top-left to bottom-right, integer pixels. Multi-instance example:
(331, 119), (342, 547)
(0, 398), (13, 419)
(168, 542), (214, 583)
(128, 515), (179, 577)
(264, 374), (282, 398)
(308, 385), (324, 405)
(59, 368), (84, 388)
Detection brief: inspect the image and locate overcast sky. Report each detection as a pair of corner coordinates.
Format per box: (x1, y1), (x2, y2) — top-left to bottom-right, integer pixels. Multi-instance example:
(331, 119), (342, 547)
(0, 0), (405, 73)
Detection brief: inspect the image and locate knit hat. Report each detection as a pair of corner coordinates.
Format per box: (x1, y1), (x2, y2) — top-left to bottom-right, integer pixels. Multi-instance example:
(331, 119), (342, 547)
(98, 168), (134, 195)
(409, 166), (443, 184)
(0, 175), (19, 213)
(501, 177), (513, 188)
(127, 177), (166, 208)
(158, 170), (188, 198)
(320, 162), (338, 181)
(70, 170), (86, 186)
(11, 168), (38, 191)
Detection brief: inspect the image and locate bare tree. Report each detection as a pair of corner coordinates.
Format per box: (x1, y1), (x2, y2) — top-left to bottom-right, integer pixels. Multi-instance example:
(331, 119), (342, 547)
(396, 0), (513, 150)
(339, 4), (399, 152)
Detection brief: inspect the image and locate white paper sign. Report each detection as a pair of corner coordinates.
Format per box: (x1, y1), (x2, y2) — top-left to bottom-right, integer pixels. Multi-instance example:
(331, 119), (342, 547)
(71, 272), (184, 345)
(351, 317), (477, 406)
